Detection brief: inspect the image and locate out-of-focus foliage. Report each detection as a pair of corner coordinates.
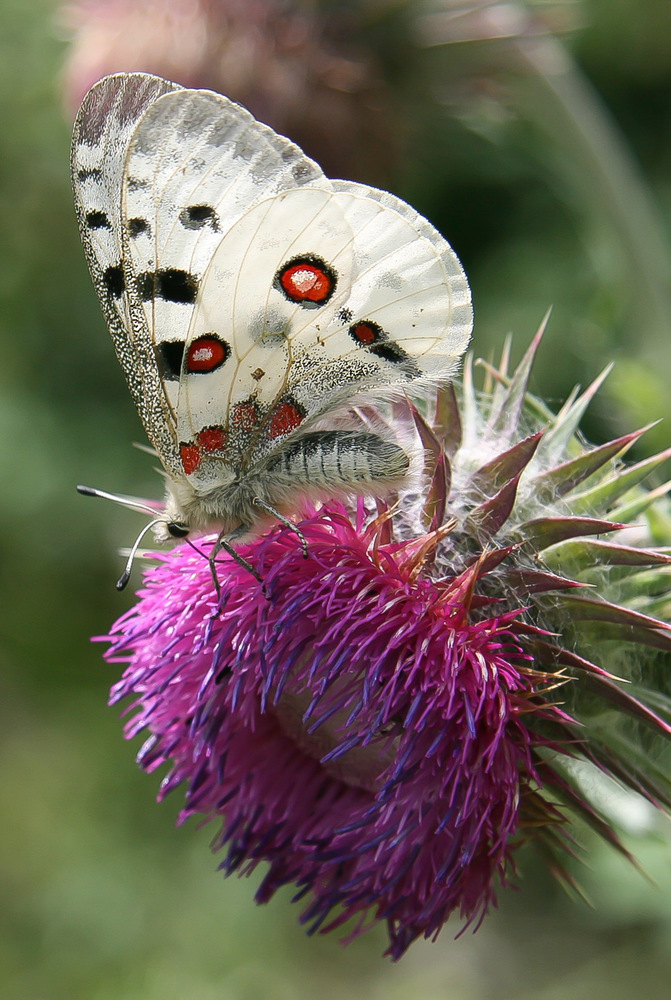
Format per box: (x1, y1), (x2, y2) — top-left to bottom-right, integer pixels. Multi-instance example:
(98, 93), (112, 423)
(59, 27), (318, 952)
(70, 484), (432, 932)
(2, 1), (671, 997)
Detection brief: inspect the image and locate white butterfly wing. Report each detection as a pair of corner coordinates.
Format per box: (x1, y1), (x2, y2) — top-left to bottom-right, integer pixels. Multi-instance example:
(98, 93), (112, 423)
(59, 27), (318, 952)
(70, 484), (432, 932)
(119, 87), (324, 412)
(71, 73), (183, 477)
(73, 74), (326, 479)
(175, 188), (354, 453)
(174, 181), (472, 489)
(330, 181), (473, 379)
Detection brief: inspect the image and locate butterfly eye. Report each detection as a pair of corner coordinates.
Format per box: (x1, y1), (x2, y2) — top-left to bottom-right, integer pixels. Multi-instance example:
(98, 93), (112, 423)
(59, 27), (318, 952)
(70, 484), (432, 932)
(186, 335), (230, 373)
(167, 521), (190, 538)
(276, 255), (336, 306)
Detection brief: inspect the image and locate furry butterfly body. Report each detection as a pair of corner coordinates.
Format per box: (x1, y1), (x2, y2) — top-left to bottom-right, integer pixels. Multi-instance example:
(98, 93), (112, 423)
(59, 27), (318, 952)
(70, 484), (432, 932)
(72, 73), (472, 551)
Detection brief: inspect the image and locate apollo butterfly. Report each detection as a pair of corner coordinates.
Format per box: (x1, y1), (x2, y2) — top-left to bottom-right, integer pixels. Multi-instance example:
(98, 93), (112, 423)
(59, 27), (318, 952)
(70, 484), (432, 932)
(71, 73), (472, 584)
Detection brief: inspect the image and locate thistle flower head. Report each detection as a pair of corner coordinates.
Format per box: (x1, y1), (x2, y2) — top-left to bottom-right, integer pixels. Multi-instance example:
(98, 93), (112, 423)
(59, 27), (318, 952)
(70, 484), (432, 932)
(104, 321), (671, 958)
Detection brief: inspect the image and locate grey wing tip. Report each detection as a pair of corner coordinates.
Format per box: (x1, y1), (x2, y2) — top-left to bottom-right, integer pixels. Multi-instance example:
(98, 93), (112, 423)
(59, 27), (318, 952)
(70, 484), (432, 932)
(73, 72), (183, 146)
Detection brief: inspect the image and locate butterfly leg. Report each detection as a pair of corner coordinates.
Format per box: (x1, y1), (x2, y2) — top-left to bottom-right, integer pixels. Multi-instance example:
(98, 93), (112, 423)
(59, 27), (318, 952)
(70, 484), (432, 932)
(210, 526), (264, 596)
(252, 497), (309, 558)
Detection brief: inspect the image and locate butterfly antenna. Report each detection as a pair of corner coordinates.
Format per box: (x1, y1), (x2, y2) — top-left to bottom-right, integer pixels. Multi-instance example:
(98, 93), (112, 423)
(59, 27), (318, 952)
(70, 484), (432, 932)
(77, 484), (160, 517)
(116, 517), (164, 591)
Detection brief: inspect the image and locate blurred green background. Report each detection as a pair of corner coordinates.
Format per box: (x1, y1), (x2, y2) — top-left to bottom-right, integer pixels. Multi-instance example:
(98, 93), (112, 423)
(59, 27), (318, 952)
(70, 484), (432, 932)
(3, 1), (671, 997)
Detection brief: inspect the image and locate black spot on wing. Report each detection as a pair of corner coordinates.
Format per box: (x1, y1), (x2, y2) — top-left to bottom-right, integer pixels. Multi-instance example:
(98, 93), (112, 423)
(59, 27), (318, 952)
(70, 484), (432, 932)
(349, 319), (419, 374)
(179, 205), (219, 231)
(85, 210), (111, 230)
(77, 167), (102, 182)
(128, 217), (150, 237)
(103, 264), (125, 298)
(137, 269), (199, 304)
(156, 340), (186, 381)
(369, 341), (412, 365)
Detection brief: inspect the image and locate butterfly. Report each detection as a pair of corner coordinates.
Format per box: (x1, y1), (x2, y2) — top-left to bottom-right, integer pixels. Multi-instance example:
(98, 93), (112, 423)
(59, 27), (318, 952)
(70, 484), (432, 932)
(71, 72), (472, 585)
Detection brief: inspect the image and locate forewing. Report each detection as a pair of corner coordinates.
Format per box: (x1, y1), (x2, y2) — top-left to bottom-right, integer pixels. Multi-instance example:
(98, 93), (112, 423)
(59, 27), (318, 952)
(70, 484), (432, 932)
(71, 73), (183, 477)
(119, 86), (325, 424)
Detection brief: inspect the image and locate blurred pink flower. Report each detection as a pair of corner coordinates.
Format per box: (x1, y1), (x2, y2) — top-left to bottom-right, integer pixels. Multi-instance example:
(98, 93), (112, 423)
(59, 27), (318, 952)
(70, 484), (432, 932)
(61, 0), (397, 182)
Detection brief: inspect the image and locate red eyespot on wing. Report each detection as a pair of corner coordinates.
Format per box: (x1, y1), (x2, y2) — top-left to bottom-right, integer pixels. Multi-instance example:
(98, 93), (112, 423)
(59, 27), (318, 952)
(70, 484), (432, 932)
(267, 400), (306, 439)
(197, 427), (227, 453)
(350, 321), (379, 345)
(232, 401), (259, 431)
(186, 336), (229, 373)
(180, 443), (201, 475)
(277, 256), (336, 304)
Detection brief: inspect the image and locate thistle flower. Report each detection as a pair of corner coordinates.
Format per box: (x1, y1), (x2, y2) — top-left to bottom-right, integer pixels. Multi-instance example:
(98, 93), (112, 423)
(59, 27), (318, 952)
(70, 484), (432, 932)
(103, 322), (671, 958)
